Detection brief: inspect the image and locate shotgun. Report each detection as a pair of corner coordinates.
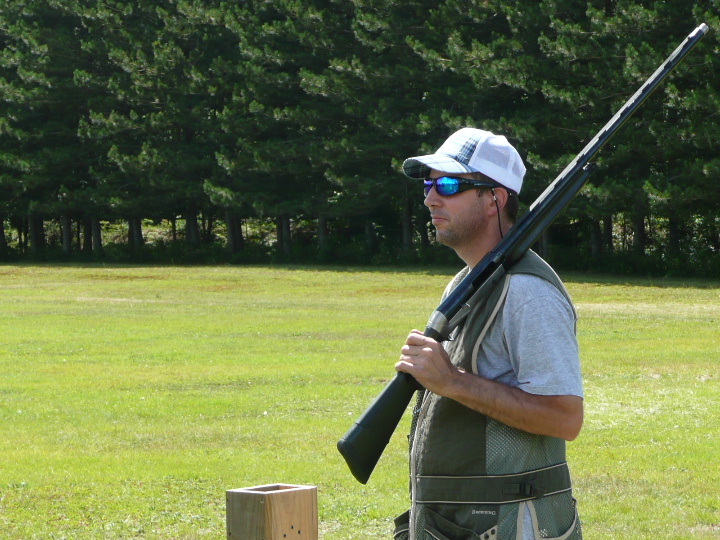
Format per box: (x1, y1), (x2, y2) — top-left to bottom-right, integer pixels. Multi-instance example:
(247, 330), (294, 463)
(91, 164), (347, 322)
(338, 23), (709, 484)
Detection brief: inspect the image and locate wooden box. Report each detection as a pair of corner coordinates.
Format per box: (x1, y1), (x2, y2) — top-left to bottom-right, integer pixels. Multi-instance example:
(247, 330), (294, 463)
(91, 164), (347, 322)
(226, 483), (318, 540)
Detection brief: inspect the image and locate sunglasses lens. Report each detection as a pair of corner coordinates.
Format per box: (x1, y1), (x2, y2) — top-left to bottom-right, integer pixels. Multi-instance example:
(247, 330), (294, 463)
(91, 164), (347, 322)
(424, 177), (460, 197)
(423, 180), (432, 196)
(435, 177), (459, 196)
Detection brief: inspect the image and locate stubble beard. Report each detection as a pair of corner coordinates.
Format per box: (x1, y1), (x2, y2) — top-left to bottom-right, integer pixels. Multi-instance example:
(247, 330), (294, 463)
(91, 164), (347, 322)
(434, 205), (490, 250)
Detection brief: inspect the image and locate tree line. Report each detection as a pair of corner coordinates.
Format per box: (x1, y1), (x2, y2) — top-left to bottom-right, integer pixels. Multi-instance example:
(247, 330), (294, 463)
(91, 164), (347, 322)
(1, 1), (718, 275)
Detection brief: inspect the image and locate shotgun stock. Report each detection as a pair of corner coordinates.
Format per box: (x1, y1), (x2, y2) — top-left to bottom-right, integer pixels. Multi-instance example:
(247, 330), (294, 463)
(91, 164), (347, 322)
(338, 23), (709, 485)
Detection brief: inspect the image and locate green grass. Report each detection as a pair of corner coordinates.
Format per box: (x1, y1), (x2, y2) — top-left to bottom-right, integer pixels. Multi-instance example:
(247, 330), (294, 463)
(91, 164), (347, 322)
(0, 264), (717, 539)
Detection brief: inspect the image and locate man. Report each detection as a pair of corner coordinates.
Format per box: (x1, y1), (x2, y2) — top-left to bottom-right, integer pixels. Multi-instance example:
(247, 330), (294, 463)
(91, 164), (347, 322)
(393, 128), (584, 540)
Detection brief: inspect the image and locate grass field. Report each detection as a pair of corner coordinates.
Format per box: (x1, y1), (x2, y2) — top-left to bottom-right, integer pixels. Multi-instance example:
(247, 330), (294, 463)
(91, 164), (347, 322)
(0, 264), (717, 539)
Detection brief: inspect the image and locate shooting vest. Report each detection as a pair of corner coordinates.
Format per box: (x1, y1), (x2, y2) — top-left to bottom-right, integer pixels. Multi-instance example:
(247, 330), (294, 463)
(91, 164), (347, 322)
(394, 251), (582, 540)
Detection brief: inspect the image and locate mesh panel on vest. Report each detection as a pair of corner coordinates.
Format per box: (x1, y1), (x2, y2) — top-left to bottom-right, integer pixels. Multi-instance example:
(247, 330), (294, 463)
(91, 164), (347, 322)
(486, 419), (566, 474)
(412, 508), (426, 540)
(408, 391), (425, 472)
(497, 504), (518, 540)
(533, 492), (580, 538)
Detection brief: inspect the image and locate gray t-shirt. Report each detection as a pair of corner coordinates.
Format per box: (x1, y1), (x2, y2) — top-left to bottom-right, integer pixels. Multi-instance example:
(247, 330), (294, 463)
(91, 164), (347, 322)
(474, 273), (583, 398)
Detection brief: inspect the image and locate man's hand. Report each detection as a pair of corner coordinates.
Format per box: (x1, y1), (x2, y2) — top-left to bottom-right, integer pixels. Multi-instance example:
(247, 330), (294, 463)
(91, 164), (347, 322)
(396, 329), (463, 395)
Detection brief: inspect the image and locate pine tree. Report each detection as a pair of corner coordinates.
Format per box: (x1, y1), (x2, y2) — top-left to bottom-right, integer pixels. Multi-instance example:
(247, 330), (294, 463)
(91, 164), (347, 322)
(0, 0), (96, 255)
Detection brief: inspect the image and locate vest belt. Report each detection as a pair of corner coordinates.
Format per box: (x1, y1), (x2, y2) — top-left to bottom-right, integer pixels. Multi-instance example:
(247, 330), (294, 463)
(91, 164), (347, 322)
(415, 462), (571, 505)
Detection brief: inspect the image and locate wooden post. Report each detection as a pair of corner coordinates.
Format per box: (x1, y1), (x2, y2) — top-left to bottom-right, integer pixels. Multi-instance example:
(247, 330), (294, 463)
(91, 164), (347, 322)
(226, 484), (318, 540)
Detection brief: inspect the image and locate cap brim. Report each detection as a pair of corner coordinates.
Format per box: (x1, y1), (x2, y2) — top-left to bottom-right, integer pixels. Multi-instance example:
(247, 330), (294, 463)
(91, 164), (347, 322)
(402, 154), (476, 178)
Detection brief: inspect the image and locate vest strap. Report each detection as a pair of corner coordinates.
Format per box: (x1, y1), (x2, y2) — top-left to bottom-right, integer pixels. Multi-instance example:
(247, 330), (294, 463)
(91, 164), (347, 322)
(415, 462), (571, 505)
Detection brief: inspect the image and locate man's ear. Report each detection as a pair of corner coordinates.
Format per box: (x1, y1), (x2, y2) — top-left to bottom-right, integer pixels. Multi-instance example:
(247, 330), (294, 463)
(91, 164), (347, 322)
(491, 187), (510, 211)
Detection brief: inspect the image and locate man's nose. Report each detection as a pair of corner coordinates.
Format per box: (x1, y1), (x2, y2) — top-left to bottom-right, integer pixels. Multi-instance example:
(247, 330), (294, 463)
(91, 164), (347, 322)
(424, 187), (442, 208)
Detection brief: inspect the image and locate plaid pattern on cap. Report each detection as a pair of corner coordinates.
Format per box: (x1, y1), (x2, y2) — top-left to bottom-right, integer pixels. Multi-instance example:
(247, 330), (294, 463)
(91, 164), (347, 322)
(402, 128), (526, 193)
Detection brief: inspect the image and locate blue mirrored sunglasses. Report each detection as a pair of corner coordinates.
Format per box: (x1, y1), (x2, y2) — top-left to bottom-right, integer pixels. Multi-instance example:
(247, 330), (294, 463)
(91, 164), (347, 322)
(423, 176), (498, 197)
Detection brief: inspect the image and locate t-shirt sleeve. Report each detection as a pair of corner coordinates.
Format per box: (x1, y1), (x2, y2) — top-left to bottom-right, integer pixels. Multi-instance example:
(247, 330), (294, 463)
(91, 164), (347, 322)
(502, 274), (583, 398)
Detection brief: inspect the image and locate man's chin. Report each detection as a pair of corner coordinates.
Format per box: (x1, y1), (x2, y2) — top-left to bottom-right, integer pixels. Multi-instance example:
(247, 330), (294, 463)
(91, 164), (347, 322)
(435, 233), (454, 248)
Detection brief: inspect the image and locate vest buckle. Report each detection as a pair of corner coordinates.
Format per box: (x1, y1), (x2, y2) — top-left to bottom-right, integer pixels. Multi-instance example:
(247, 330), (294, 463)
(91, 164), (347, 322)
(502, 482), (545, 498)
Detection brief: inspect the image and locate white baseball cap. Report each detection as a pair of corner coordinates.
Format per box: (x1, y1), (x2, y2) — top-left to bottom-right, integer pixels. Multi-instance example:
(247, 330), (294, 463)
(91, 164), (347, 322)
(402, 128), (526, 194)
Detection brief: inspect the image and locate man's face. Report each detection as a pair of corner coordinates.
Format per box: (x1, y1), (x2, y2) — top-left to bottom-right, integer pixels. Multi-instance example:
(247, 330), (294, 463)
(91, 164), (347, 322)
(423, 170), (492, 251)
